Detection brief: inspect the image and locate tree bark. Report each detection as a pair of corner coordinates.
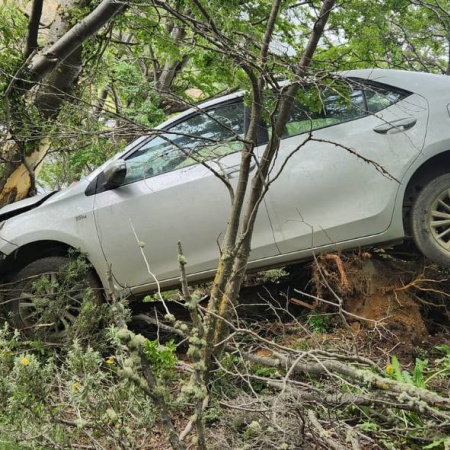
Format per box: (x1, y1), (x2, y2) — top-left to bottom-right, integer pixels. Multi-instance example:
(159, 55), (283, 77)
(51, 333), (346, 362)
(446, 32), (450, 75)
(0, 0), (128, 206)
(203, 0), (337, 369)
(26, 0), (127, 87)
(24, 0), (44, 58)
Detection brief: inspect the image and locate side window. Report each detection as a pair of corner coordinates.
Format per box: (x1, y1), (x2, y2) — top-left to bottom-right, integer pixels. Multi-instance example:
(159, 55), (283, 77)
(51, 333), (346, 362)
(364, 84), (409, 113)
(281, 81), (410, 138)
(323, 89), (365, 122)
(282, 86), (365, 138)
(123, 101), (246, 184)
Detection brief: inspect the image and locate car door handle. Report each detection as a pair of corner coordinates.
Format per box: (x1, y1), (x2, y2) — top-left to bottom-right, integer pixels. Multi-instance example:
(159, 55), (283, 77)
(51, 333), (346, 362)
(373, 117), (417, 134)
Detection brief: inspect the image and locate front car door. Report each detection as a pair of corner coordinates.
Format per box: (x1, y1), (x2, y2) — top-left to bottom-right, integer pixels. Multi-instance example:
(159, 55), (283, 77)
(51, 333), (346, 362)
(92, 100), (278, 291)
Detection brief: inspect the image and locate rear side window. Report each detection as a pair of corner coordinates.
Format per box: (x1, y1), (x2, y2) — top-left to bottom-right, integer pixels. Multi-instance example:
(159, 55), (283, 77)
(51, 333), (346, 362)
(363, 81), (409, 113)
(280, 80), (411, 138)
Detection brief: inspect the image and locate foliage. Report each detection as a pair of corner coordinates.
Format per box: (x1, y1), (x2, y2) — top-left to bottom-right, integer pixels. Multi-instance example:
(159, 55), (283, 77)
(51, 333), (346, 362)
(0, 2), (28, 106)
(143, 338), (177, 378)
(109, 59), (166, 127)
(306, 312), (334, 333)
(326, 0), (450, 73)
(0, 324), (160, 449)
(0, 254), (184, 448)
(38, 106), (128, 189)
(2, 1), (450, 449)
(1, 250), (450, 449)
(386, 355), (428, 388)
(3, 0), (450, 194)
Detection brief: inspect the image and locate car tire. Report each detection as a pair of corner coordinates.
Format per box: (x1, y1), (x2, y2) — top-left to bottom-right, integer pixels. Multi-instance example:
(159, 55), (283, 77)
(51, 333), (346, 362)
(411, 173), (450, 267)
(6, 256), (103, 340)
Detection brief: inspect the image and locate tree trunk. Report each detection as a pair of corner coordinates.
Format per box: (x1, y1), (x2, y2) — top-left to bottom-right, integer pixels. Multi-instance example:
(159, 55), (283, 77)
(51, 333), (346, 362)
(156, 24), (189, 93)
(0, 0), (127, 206)
(446, 32), (450, 75)
(203, 0), (337, 370)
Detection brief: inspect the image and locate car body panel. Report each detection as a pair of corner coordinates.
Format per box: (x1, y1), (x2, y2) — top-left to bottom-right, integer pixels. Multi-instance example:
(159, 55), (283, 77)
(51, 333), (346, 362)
(0, 191), (57, 222)
(0, 181), (110, 287)
(263, 93), (429, 253)
(345, 69), (450, 97)
(93, 149), (279, 288)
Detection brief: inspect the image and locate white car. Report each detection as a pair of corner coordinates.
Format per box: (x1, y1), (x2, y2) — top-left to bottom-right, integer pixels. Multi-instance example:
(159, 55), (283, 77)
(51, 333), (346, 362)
(1, 68), (450, 331)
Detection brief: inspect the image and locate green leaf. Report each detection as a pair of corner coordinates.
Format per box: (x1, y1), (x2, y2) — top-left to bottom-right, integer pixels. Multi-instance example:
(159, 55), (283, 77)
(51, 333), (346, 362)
(412, 358), (428, 388)
(423, 437), (450, 449)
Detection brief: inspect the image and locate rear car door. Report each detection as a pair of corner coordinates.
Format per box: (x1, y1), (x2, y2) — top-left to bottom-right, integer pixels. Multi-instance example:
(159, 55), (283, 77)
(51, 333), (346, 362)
(263, 79), (429, 254)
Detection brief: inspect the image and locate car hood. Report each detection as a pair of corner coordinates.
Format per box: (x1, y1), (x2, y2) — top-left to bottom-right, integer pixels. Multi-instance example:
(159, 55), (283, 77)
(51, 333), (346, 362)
(0, 191), (58, 222)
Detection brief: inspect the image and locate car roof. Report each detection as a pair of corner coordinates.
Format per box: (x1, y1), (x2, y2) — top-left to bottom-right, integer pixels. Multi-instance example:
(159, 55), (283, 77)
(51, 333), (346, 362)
(343, 68), (450, 97)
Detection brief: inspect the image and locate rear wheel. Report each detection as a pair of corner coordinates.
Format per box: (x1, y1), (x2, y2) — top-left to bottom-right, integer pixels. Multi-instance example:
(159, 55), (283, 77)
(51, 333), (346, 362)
(6, 256), (103, 341)
(411, 173), (450, 267)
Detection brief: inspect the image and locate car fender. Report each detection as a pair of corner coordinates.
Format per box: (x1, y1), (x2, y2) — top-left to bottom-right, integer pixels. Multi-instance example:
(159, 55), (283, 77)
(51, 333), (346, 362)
(0, 201), (113, 293)
(390, 138), (450, 237)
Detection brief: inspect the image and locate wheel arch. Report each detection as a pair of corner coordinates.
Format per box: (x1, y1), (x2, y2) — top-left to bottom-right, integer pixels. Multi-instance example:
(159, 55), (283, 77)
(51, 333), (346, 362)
(0, 240), (101, 284)
(402, 150), (450, 234)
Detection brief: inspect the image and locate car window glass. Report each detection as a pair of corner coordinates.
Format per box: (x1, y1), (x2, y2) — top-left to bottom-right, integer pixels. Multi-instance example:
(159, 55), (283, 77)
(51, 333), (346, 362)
(281, 86), (365, 138)
(279, 81), (409, 139)
(365, 87), (406, 113)
(123, 101), (245, 184)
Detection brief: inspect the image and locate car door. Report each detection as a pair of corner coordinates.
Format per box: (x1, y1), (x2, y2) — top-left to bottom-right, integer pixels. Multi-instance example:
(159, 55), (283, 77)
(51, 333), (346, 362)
(263, 79), (429, 254)
(92, 100), (279, 290)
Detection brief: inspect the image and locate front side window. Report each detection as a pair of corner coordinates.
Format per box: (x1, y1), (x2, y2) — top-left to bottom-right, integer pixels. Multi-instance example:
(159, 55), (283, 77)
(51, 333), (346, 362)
(123, 101), (246, 184)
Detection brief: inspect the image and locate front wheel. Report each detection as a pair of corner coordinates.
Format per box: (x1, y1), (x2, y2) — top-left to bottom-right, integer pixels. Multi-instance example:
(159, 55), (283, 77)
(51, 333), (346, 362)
(411, 173), (450, 267)
(5, 256), (103, 341)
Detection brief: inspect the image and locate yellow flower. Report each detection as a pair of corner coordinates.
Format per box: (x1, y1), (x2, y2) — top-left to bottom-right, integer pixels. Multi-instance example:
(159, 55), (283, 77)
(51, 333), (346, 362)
(21, 357), (30, 366)
(105, 357), (115, 365)
(386, 364), (394, 374)
(71, 381), (82, 393)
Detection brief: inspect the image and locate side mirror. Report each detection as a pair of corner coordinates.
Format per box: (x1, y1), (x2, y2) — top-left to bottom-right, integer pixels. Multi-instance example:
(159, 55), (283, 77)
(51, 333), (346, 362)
(103, 160), (127, 190)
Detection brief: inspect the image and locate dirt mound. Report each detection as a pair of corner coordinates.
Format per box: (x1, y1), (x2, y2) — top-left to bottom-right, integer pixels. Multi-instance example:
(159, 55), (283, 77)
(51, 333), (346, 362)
(344, 258), (428, 343)
(295, 251), (450, 362)
(131, 249), (450, 365)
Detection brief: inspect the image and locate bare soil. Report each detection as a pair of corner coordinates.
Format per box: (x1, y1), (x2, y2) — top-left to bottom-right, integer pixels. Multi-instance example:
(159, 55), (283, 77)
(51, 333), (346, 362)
(132, 248), (450, 365)
(307, 251), (450, 363)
